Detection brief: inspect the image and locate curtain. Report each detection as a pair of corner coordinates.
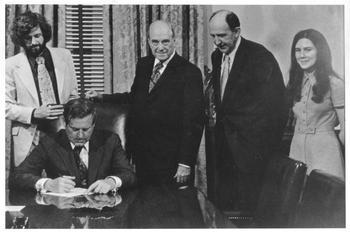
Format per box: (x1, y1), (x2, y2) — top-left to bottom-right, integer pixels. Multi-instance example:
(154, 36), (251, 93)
(5, 4), (209, 194)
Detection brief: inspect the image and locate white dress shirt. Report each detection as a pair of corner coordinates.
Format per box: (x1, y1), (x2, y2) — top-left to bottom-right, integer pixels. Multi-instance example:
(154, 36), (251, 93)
(220, 36), (241, 95)
(153, 50), (176, 75)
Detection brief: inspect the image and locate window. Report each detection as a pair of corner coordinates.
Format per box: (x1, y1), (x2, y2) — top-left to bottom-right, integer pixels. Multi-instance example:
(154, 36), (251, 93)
(65, 5), (104, 95)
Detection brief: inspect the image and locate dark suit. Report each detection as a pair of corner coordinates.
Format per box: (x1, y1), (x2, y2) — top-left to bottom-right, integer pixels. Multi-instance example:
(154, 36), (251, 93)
(209, 37), (287, 211)
(10, 129), (136, 190)
(102, 53), (204, 185)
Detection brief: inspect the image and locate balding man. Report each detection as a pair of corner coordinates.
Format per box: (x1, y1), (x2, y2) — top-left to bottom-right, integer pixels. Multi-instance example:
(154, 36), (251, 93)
(86, 20), (204, 186)
(208, 10), (287, 213)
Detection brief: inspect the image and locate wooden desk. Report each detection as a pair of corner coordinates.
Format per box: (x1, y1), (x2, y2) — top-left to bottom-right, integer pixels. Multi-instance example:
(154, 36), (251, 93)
(6, 184), (234, 228)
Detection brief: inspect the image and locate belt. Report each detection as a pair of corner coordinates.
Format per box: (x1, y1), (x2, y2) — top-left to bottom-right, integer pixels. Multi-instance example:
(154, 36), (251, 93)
(295, 126), (334, 134)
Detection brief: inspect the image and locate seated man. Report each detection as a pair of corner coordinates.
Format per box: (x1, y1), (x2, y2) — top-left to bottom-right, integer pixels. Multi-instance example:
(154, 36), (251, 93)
(10, 98), (136, 194)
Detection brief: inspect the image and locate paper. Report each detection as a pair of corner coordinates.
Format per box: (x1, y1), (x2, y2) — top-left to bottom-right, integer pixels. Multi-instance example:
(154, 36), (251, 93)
(6, 206), (25, 212)
(42, 187), (92, 197)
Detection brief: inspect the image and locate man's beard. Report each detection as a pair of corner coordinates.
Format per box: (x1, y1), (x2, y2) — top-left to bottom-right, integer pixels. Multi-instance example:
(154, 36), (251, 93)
(25, 43), (45, 57)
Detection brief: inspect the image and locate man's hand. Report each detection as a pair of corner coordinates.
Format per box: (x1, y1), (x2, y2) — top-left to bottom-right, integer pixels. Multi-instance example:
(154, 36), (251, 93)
(33, 104), (64, 120)
(174, 165), (190, 183)
(44, 176), (76, 193)
(85, 90), (102, 100)
(87, 178), (116, 194)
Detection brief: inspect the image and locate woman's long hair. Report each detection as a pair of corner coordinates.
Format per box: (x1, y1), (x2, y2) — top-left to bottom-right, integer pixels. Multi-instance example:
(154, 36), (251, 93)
(287, 29), (338, 105)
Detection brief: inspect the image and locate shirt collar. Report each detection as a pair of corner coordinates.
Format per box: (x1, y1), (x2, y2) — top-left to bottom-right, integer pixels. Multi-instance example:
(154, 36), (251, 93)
(27, 47), (50, 69)
(303, 71), (316, 86)
(154, 50), (176, 67)
(222, 36), (241, 63)
(70, 141), (89, 152)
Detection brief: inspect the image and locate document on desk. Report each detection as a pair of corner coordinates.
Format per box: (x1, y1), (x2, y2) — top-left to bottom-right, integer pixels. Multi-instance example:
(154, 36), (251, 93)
(43, 188), (92, 197)
(6, 206), (25, 212)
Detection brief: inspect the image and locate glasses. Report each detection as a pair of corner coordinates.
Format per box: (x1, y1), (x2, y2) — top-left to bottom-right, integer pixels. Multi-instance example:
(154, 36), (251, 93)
(150, 39), (171, 47)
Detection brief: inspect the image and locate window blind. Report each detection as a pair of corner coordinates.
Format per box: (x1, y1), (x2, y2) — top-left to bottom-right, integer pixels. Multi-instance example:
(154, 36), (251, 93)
(65, 5), (104, 95)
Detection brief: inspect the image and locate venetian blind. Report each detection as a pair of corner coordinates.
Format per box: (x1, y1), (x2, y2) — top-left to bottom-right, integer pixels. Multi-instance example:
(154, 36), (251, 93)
(65, 5), (104, 95)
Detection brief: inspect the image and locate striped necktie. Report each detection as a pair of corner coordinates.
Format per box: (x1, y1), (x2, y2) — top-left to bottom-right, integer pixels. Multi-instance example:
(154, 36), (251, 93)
(73, 146), (88, 188)
(149, 62), (164, 92)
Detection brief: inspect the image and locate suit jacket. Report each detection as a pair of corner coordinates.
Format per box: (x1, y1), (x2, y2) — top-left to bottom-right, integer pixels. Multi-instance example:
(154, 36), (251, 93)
(211, 37), (287, 172)
(6, 47), (78, 166)
(102, 53), (204, 177)
(10, 129), (136, 190)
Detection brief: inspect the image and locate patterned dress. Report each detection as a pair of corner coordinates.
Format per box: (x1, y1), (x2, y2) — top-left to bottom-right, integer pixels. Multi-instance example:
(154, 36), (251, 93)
(289, 72), (345, 180)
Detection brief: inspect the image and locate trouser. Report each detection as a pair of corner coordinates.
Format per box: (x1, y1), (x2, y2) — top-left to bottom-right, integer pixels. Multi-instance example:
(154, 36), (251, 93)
(214, 136), (264, 213)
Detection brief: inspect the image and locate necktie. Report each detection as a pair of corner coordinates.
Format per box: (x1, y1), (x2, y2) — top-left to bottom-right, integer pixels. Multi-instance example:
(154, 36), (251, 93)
(73, 146), (88, 188)
(149, 62), (164, 92)
(36, 56), (56, 105)
(220, 55), (230, 100)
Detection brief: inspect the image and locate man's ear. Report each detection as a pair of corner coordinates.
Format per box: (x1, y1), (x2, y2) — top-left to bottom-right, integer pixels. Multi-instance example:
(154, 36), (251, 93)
(234, 28), (241, 38)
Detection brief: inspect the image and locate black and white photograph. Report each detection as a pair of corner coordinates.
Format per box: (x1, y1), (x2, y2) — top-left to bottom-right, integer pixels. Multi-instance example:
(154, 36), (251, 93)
(2, 0), (348, 229)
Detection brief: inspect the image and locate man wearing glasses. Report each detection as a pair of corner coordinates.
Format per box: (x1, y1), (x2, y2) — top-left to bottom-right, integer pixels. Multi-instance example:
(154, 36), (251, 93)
(86, 20), (204, 186)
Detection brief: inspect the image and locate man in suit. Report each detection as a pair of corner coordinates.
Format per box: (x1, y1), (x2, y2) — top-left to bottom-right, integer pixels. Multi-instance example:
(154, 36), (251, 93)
(208, 10), (287, 212)
(85, 20), (204, 186)
(10, 98), (136, 193)
(6, 11), (78, 167)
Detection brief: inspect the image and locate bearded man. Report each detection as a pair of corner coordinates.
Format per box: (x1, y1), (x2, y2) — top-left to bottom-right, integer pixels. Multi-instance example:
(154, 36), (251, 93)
(6, 11), (78, 166)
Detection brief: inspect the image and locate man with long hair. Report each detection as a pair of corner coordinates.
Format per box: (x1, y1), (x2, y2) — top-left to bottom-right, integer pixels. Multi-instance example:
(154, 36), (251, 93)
(6, 11), (78, 167)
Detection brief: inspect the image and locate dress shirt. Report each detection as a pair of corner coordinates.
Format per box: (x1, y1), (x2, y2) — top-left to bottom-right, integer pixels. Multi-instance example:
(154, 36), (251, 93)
(35, 141), (122, 192)
(153, 50), (176, 75)
(71, 142), (90, 167)
(220, 36), (241, 77)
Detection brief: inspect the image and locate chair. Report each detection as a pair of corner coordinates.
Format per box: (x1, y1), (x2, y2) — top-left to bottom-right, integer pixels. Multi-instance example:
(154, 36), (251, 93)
(94, 102), (129, 149)
(254, 156), (307, 227)
(228, 156), (307, 228)
(293, 169), (345, 228)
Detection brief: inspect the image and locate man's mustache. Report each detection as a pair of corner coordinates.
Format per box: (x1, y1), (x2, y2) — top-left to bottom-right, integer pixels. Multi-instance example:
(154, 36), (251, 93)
(29, 45), (41, 50)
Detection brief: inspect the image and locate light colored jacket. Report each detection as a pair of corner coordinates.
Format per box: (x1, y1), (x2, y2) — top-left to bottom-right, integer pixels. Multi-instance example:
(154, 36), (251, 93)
(6, 47), (78, 166)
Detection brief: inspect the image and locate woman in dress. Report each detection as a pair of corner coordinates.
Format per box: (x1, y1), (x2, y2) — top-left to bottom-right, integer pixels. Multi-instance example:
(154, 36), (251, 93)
(287, 29), (344, 180)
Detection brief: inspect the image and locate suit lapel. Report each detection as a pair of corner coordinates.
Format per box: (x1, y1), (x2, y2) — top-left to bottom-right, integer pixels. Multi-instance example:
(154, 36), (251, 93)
(221, 38), (247, 106)
(48, 47), (65, 102)
(87, 132), (104, 184)
(55, 130), (79, 176)
(140, 57), (155, 94)
(212, 51), (223, 105)
(149, 53), (180, 95)
(15, 53), (40, 105)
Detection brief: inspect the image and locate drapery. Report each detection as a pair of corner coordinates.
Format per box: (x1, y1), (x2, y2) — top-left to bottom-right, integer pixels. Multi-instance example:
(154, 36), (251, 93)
(5, 4), (209, 193)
